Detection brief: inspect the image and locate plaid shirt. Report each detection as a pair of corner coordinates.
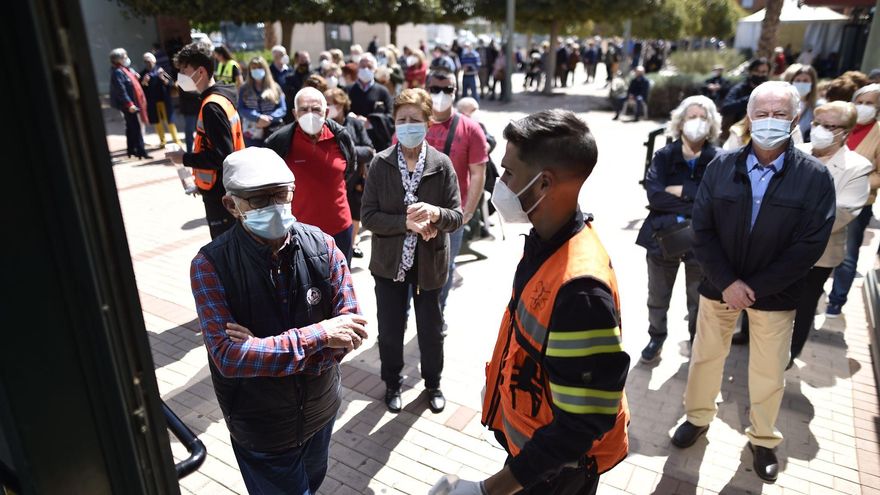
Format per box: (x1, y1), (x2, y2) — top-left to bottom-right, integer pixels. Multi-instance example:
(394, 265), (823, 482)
(190, 232), (360, 377)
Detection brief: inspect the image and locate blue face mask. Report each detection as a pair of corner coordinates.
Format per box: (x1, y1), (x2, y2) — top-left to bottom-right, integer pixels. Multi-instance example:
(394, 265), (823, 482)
(750, 117), (793, 150)
(250, 68), (266, 81)
(397, 123), (427, 149)
(238, 202), (296, 239)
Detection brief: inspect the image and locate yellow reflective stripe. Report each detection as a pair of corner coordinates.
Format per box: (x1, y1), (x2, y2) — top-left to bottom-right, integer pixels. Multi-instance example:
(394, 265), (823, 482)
(549, 383), (621, 415)
(546, 327), (622, 357)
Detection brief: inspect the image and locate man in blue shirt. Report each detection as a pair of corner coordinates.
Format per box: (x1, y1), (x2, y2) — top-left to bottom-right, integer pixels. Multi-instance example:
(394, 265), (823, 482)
(671, 81), (835, 484)
(459, 41), (482, 101)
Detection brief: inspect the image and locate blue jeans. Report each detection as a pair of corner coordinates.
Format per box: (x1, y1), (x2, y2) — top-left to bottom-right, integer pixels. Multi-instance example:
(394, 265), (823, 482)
(332, 224), (354, 266)
(440, 227), (465, 310)
(232, 419), (334, 495)
(184, 114), (197, 153)
(462, 75), (479, 101)
(829, 205), (874, 307)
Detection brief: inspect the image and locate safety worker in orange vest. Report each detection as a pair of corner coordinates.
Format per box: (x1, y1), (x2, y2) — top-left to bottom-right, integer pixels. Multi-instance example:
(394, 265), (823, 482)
(166, 41), (245, 239)
(431, 110), (631, 495)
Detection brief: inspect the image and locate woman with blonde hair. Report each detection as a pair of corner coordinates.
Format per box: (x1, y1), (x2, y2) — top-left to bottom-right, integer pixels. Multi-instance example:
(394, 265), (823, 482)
(783, 64), (819, 141)
(238, 56), (286, 146)
(636, 95), (721, 362)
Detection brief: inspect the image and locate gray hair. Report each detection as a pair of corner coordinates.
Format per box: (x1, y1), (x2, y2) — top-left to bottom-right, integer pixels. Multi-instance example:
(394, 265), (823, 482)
(853, 83), (880, 102)
(271, 45), (286, 55)
(747, 81), (800, 119)
(668, 95), (721, 141)
(359, 52), (377, 68)
(143, 52), (156, 64)
(109, 48), (127, 64)
(294, 86), (327, 112)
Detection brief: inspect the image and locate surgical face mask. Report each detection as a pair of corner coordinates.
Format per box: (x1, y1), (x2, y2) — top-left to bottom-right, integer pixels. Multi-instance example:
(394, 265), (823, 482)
(281, 54), (290, 66)
(250, 68), (266, 81)
(358, 68), (374, 84)
(856, 103), (878, 125)
(298, 112), (325, 135)
(177, 70), (201, 93)
(351, 54), (362, 64)
(397, 123), (427, 148)
(750, 117), (793, 150)
(377, 56), (388, 67)
(490, 173), (546, 224)
(320, 59), (331, 71)
(328, 105), (340, 120)
(326, 76), (339, 89)
(431, 92), (454, 112)
(810, 125), (840, 150)
(238, 202), (296, 240)
(124, 57), (131, 67)
(406, 55), (418, 67)
(682, 118), (709, 142)
(793, 81), (812, 97)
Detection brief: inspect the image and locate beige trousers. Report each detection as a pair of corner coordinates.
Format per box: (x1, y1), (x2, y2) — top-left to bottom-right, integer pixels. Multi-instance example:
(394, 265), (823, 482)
(684, 296), (794, 448)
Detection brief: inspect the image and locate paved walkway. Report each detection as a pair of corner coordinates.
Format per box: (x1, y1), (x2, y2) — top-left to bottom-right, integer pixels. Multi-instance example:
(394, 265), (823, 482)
(106, 68), (880, 494)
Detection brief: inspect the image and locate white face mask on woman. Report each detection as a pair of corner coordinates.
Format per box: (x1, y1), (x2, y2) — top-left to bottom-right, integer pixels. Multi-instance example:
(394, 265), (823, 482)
(856, 104), (878, 125)
(682, 119), (709, 142)
(810, 125), (841, 150)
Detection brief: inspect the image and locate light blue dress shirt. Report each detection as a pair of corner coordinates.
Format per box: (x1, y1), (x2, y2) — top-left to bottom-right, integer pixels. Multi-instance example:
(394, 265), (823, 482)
(746, 151), (786, 230)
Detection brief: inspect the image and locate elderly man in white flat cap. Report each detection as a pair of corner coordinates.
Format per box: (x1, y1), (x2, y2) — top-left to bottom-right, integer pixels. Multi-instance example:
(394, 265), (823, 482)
(189, 147), (367, 494)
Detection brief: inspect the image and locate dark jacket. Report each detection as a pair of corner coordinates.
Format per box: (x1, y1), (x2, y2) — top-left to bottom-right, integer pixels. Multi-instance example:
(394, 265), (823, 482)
(343, 115), (375, 166)
(627, 76), (650, 99)
(109, 66), (138, 112)
(361, 144), (463, 290)
(348, 82), (393, 117)
(200, 222), (338, 453)
(637, 140), (718, 256)
(264, 118), (358, 190)
(692, 142), (836, 310)
(720, 80), (754, 122)
(139, 66), (174, 123)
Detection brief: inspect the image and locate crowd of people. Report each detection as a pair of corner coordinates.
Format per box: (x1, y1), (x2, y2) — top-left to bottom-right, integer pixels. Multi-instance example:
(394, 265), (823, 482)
(106, 33), (880, 495)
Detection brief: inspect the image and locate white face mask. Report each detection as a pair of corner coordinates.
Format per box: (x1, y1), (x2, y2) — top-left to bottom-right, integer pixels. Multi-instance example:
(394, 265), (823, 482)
(490, 173), (546, 224)
(431, 92), (454, 112)
(326, 76), (339, 89)
(406, 56), (418, 67)
(358, 68), (374, 84)
(856, 103), (878, 125)
(298, 112), (325, 135)
(328, 105), (340, 120)
(682, 118), (709, 142)
(810, 124), (841, 150)
(177, 70), (201, 93)
(793, 81), (812, 98)
(351, 54), (362, 64)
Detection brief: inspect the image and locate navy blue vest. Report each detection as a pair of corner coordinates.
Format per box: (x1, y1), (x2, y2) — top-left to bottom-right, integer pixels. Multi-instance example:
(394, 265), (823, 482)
(200, 222), (338, 453)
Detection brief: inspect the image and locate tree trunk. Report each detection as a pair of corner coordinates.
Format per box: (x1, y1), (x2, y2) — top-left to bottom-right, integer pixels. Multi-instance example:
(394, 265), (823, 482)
(756, 0), (783, 59)
(280, 19), (296, 56)
(543, 19), (559, 95)
(264, 20), (279, 50)
(389, 23), (398, 46)
(526, 33), (533, 52)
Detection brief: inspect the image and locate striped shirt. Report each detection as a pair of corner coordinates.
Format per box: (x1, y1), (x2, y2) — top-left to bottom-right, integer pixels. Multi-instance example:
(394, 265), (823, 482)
(190, 231), (360, 377)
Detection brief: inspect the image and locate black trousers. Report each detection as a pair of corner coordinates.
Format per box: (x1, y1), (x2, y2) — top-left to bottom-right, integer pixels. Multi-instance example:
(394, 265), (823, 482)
(504, 455), (599, 495)
(123, 111), (145, 156)
(374, 275), (444, 390)
(202, 191), (235, 239)
(646, 253), (701, 342)
(791, 266), (834, 359)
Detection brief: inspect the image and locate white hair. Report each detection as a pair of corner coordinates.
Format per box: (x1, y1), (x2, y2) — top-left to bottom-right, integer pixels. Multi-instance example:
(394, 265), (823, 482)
(143, 52), (156, 64)
(109, 48), (127, 64)
(294, 86), (327, 112)
(359, 52), (377, 67)
(668, 95), (722, 141)
(853, 83), (880, 102)
(747, 81), (800, 119)
(456, 97), (479, 115)
(350, 44), (364, 54)
(271, 45), (286, 55)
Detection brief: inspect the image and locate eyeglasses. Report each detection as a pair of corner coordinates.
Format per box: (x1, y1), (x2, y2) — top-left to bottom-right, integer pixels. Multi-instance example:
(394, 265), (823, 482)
(428, 86), (455, 95)
(811, 122), (846, 131)
(236, 190), (294, 209)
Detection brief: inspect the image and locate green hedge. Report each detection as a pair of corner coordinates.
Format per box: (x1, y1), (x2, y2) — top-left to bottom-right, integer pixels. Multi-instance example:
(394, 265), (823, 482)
(646, 72), (745, 119)
(667, 49), (746, 75)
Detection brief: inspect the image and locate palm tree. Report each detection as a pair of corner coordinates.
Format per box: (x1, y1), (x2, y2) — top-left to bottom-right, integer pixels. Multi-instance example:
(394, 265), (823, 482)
(756, 0), (784, 59)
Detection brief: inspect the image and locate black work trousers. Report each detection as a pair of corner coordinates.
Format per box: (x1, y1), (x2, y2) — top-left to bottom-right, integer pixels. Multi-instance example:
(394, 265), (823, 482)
(791, 266), (834, 360)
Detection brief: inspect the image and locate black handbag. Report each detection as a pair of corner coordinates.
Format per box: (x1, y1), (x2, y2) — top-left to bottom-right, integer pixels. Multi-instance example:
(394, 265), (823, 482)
(654, 219), (694, 259)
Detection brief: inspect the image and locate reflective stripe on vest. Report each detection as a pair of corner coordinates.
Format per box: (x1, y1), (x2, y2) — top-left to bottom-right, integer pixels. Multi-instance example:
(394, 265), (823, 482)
(481, 224), (629, 474)
(192, 93), (246, 191)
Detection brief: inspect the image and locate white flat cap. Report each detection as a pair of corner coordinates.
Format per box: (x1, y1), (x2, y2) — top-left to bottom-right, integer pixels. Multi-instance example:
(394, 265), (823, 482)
(222, 147), (294, 193)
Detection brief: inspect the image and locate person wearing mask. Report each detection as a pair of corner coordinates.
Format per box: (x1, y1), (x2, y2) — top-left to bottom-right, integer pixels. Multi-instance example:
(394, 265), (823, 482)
(166, 41), (246, 239)
(672, 82), (835, 483)
(265, 87), (358, 263)
(321, 63), (342, 90)
(213, 45), (243, 89)
(349, 44), (365, 64)
(348, 53), (394, 118)
(285, 51), (312, 101)
(435, 110), (629, 495)
(190, 147), (366, 494)
(637, 96), (721, 363)
(625, 66), (650, 122)
(788, 102), (872, 365)
(238, 57), (287, 147)
(430, 44), (457, 74)
(361, 88), (462, 414)
(303, 73), (328, 93)
(459, 42), (481, 101)
(270, 45), (291, 88)
(109, 48), (150, 159)
(376, 47), (405, 95)
(456, 97), (499, 239)
(405, 49), (428, 90)
(720, 58), (770, 140)
(140, 52), (183, 149)
(827, 84), (880, 317)
(783, 64), (818, 142)
(325, 88), (375, 259)
(700, 65), (730, 107)
(424, 69), (489, 316)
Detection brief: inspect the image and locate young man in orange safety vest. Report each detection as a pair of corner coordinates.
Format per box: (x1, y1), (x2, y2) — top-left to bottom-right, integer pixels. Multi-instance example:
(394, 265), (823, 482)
(432, 110), (631, 495)
(167, 41), (245, 239)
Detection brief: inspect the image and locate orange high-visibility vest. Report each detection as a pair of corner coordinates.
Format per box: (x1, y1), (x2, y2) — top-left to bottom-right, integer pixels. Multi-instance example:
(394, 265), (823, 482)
(481, 223), (630, 474)
(193, 93), (245, 191)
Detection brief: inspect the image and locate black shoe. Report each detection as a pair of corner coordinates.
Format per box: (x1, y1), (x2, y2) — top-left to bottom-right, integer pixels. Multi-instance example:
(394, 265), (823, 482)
(612, 114), (620, 121)
(785, 358), (794, 371)
(749, 443), (778, 482)
(671, 421), (709, 448)
(731, 332), (749, 346)
(384, 388), (402, 413)
(352, 246), (364, 258)
(640, 338), (664, 363)
(139, 153), (153, 159)
(427, 388), (446, 413)
(441, 322), (448, 337)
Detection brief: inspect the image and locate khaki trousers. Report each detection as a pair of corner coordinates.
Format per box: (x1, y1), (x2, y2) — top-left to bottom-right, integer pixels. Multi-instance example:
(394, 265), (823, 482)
(684, 296), (794, 448)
